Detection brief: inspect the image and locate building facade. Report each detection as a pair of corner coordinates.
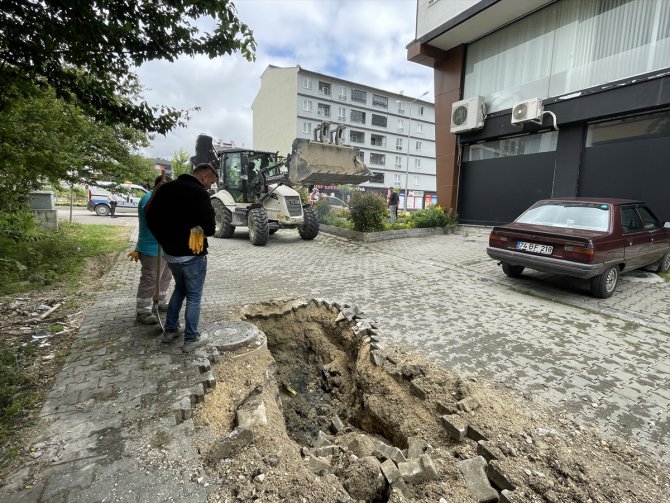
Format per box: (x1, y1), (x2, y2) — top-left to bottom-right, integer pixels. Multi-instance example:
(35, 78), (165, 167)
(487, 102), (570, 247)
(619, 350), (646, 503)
(408, 0), (670, 225)
(252, 65), (437, 209)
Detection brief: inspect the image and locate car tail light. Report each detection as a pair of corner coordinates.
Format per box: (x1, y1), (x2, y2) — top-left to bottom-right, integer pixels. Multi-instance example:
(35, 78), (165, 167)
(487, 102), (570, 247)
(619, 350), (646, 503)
(489, 232), (509, 248)
(563, 241), (594, 262)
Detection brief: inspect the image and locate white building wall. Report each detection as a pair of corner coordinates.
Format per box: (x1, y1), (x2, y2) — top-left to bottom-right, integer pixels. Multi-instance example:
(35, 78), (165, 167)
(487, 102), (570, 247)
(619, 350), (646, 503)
(253, 65), (436, 196)
(416, 0), (478, 38)
(252, 66), (298, 153)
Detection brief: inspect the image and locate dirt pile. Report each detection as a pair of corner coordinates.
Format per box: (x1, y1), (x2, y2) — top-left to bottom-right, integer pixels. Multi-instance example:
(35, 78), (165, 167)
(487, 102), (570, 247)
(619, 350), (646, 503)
(193, 300), (670, 502)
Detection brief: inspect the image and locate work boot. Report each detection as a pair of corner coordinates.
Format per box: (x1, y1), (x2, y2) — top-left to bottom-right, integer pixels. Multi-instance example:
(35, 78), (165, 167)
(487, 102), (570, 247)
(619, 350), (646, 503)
(158, 304), (169, 313)
(136, 313), (158, 325)
(161, 327), (184, 344)
(182, 333), (209, 353)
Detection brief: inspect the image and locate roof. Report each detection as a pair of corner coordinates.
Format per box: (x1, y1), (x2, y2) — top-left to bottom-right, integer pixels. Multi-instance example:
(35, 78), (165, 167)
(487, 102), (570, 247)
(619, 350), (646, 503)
(538, 197), (644, 206)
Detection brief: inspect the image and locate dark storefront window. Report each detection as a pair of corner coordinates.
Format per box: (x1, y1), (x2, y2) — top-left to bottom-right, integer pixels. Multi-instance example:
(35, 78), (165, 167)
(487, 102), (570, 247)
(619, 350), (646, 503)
(463, 131), (558, 161)
(586, 109), (670, 147)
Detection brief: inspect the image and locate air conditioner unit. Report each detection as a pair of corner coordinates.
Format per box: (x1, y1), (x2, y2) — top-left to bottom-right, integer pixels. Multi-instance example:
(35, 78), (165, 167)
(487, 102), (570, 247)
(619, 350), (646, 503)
(511, 98), (543, 125)
(450, 96), (485, 134)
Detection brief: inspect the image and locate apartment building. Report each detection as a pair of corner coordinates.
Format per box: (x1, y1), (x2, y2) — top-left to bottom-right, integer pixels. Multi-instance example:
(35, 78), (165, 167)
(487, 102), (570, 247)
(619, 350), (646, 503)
(408, 0), (670, 225)
(252, 65), (436, 209)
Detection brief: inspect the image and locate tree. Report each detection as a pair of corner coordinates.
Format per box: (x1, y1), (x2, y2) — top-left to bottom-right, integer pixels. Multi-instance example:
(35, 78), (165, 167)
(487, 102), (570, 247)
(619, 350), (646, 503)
(171, 150), (193, 178)
(0, 85), (155, 213)
(0, 0), (256, 134)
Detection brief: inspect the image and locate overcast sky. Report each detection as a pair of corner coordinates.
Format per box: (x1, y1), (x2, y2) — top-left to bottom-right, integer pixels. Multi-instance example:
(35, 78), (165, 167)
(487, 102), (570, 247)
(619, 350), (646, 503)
(136, 0), (433, 161)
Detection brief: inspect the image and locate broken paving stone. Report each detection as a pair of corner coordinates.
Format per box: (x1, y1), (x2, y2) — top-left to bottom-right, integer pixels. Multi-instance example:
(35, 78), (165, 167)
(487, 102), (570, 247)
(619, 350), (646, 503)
(331, 415), (345, 433)
(315, 445), (340, 457)
(307, 455), (334, 474)
(440, 414), (468, 442)
(313, 430), (333, 448)
(466, 424), (488, 442)
(374, 440), (406, 464)
(205, 427), (254, 464)
(487, 460), (516, 491)
(397, 454), (438, 483)
(436, 401), (459, 415)
(352, 320), (373, 336)
(236, 401), (268, 428)
(456, 456), (498, 503)
(409, 380), (428, 400)
(476, 440), (501, 463)
(380, 459), (401, 483)
(456, 396), (480, 412)
(407, 437), (427, 459)
(340, 308), (357, 322)
(370, 351), (385, 367)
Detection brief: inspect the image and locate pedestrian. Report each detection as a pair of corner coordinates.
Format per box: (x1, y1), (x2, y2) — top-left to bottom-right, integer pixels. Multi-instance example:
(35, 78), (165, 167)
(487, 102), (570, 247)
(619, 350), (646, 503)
(310, 186), (321, 205)
(388, 187), (399, 222)
(129, 175), (173, 325)
(146, 163), (217, 352)
(109, 192), (118, 218)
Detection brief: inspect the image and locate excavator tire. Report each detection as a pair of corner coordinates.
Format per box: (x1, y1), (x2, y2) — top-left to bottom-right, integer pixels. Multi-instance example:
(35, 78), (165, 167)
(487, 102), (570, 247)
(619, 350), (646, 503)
(248, 208), (269, 246)
(298, 206), (319, 240)
(213, 199), (235, 238)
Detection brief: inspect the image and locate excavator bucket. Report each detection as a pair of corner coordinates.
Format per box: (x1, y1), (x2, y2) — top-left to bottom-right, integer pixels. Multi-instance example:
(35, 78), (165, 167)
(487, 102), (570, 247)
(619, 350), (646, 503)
(288, 138), (373, 185)
(288, 122), (374, 185)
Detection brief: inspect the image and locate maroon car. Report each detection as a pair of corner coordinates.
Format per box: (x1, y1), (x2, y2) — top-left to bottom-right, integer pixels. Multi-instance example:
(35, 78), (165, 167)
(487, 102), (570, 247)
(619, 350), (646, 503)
(487, 198), (670, 298)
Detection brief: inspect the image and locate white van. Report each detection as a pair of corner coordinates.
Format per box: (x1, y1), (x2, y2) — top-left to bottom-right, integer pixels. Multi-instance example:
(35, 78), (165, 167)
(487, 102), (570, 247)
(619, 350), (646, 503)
(86, 182), (148, 216)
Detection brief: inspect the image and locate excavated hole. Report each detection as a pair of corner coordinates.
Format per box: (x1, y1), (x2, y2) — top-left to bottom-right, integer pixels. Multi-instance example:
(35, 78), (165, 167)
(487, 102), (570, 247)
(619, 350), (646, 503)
(248, 305), (401, 450)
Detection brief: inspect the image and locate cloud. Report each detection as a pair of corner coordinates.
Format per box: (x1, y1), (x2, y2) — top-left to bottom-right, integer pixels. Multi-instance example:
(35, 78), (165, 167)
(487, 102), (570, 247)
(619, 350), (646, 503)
(137, 0), (432, 160)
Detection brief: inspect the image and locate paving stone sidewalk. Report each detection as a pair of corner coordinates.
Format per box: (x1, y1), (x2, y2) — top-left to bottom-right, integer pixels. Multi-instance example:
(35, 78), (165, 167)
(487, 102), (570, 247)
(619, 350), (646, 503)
(1, 223), (668, 501)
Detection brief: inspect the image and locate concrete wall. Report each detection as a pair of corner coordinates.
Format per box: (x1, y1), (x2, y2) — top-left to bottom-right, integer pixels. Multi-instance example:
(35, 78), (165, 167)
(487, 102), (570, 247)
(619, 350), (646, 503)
(416, 0), (478, 38)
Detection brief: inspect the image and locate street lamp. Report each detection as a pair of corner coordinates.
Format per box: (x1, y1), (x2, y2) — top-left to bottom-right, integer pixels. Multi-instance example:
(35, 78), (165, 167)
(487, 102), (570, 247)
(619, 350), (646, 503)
(397, 91), (429, 211)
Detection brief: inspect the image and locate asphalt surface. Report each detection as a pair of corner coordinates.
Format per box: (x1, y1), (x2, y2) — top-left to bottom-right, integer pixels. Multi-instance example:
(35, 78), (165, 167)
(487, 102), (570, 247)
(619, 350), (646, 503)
(1, 206), (668, 501)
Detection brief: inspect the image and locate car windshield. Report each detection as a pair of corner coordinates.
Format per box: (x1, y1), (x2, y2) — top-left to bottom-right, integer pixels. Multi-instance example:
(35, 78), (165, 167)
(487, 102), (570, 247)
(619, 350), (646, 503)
(516, 203), (610, 231)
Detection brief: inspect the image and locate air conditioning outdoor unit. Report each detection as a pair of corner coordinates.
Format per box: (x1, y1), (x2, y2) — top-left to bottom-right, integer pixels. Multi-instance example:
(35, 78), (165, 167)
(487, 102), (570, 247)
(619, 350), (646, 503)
(511, 98), (543, 125)
(450, 96), (485, 134)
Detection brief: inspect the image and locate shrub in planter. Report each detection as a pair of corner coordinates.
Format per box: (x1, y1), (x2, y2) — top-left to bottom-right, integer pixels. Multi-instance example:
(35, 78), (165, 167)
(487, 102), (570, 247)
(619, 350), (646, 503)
(349, 192), (387, 232)
(407, 205), (457, 228)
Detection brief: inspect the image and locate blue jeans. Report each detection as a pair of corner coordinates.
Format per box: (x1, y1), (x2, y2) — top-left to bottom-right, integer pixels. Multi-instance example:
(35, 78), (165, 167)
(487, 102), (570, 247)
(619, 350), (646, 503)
(165, 256), (207, 341)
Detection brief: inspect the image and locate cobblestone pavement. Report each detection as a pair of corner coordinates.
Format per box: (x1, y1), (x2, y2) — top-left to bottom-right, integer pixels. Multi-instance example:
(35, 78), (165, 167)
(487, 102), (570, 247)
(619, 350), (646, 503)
(2, 221), (668, 501)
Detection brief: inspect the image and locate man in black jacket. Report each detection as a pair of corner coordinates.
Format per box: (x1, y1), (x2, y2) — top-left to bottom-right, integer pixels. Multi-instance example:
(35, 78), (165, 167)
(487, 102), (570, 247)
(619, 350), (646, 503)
(146, 163), (217, 352)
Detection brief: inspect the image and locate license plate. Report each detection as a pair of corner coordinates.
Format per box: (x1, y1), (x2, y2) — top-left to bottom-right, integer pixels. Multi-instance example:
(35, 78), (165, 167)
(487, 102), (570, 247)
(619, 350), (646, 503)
(516, 241), (553, 255)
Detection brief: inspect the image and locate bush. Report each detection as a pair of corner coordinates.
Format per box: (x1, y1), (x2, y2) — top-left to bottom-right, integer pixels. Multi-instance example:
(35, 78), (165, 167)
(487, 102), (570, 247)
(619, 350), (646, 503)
(349, 192), (387, 232)
(407, 205), (457, 228)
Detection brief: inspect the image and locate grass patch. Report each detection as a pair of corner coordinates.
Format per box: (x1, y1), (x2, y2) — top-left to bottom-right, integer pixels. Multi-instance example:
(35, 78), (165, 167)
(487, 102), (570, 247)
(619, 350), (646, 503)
(0, 221), (130, 295)
(659, 272), (669, 282)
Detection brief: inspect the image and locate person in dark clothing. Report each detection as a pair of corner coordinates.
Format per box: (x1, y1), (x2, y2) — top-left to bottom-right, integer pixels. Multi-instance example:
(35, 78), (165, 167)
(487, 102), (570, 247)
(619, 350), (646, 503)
(388, 187), (399, 222)
(146, 163), (217, 352)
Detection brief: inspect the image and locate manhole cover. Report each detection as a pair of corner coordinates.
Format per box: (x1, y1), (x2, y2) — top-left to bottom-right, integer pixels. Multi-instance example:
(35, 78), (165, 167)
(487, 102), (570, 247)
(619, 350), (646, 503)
(205, 320), (262, 352)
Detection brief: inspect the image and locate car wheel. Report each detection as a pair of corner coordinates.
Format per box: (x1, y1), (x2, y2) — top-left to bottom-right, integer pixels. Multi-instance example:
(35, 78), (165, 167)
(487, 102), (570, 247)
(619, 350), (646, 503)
(589, 265), (619, 298)
(501, 263), (525, 278)
(298, 206), (319, 240)
(95, 204), (110, 216)
(656, 251), (670, 273)
(212, 199), (234, 238)
(248, 208), (269, 246)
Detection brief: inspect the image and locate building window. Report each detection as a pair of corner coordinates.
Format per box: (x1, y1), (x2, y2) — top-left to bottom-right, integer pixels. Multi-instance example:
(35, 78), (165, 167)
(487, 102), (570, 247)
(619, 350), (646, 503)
(303, 77), (312, 89)
(351, 89), (367, 103)
(414, 158), (421, 169)
(370, 134), (386, 147)
(418, 106), (425, 116)
(318, 81), (331, 96)
(396, 138), (403, 151)
(337, 85), (347, 101)
(371, 114), (387, 127)
(350, 109), (366, 124)
(394, 174), (401, 185)
(371, 171), (385, 183)
(586, 109), (670, 147)
(370, 153), (385, 165)
(413, 176), (420, 186)
(303, 100), (312, 112)
(372, 94), (388, 108)
(464, 0), (670, 113)
(416, 123), (423, 134)
(415, 141), (422, 151)
(397, 119), (404, 132)
(338, 106), (346, 121)
(397, 102), (406, 115)
(394, 156), (402, 168)
(359, 151), (365, 162)
(318, 104), (330, 117)
(302, 122), (312, 134)
(463, 131), (558, 161)
(349, 130), (365, 143)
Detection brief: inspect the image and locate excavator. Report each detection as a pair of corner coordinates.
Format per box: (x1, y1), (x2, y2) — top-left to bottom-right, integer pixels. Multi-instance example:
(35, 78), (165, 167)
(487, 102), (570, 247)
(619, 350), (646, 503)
(191, 122), (373, 246)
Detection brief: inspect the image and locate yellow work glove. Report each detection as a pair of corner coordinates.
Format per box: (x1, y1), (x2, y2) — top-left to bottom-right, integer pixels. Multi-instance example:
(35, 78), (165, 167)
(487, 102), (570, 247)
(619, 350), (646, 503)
(188, 226), (205, 254)
(127, 251), (139, 262)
